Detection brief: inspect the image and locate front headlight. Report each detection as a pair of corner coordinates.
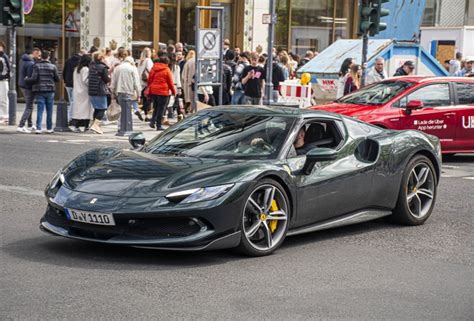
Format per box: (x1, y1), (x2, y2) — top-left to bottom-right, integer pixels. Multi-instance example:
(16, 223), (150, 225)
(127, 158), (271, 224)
(166, 184), (234, 204)
(49, 170), (65, 189)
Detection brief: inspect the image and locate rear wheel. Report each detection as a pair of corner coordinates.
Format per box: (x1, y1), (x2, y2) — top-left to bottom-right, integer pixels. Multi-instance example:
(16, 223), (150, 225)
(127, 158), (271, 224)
(237, 179), (290, 256)
(393, 155), (437, 225)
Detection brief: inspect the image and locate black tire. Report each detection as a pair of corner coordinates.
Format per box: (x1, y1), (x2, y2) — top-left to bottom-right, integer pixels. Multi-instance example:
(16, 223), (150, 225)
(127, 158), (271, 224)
(392, 155), (437, 225)
(236, 178), (290, 257)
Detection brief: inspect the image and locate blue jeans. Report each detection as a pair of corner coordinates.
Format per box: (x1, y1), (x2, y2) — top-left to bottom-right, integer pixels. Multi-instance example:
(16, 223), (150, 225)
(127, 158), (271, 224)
(231, 90), (246, 105)
(66, 87), (74, 121)
(36, 92), (55, 130)
(132, 100), (139, 112)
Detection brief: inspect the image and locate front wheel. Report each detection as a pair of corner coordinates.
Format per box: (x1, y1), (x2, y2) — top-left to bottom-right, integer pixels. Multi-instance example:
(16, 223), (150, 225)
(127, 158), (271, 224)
(237, 179), (290, 256)
(393, 155), (437, 225)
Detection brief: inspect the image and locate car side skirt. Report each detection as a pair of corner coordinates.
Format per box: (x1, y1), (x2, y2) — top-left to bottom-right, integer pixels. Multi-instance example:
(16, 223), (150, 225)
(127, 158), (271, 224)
(287, 209), (392, 236)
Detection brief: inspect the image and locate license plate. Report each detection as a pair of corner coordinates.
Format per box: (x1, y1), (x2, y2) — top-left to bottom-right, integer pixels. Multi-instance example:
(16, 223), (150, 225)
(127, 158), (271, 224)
(65, 208), (116, 226)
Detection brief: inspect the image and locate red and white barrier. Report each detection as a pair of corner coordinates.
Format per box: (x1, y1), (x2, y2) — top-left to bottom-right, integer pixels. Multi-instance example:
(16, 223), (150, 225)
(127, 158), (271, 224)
(278, 80), (313, 108)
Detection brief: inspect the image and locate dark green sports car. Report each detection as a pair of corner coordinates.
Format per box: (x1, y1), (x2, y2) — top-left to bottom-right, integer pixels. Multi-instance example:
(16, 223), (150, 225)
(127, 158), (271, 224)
(40, 106), (442, 256)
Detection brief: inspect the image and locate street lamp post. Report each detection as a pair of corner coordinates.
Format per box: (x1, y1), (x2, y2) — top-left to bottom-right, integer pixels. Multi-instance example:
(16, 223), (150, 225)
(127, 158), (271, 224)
(8, 26), (17, 126)
(263, 0), (276, 105)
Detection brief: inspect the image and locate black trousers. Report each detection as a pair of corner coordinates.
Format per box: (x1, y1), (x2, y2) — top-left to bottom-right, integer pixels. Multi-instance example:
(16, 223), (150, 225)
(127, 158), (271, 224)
(93, 109), (105, 121)
(141, 87), (151, 115)
(19, 88), (34, 128)
(150, 95), (169, 128)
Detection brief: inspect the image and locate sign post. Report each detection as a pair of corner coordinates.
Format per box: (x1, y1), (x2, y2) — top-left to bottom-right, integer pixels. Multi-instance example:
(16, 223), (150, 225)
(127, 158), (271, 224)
(195, 6), (224, 111)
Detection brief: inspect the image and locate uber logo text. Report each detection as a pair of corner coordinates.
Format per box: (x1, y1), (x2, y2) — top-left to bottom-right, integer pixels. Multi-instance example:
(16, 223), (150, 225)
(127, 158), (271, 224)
(462, 116), (474, 129)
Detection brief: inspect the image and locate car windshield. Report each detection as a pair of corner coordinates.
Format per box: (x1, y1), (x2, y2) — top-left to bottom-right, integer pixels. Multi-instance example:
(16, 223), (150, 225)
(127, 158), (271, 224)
(337, 81), (415, 105)
(144, 110), (294, 159)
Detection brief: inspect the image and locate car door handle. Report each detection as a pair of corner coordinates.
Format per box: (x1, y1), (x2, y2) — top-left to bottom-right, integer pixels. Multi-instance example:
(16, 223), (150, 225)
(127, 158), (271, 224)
(443, 112), (456, 116)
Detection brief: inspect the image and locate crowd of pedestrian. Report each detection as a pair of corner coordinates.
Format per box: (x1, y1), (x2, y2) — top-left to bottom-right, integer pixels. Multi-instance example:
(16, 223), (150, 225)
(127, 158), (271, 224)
(4, 39), (318, 134)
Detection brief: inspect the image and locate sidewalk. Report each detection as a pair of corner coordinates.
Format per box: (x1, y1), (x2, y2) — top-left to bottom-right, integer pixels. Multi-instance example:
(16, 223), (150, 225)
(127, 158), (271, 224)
(0, 103), (175, 143)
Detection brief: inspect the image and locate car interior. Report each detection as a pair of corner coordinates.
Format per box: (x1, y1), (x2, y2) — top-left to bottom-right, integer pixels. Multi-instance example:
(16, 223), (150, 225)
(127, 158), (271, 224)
(288, 120), (344, 157)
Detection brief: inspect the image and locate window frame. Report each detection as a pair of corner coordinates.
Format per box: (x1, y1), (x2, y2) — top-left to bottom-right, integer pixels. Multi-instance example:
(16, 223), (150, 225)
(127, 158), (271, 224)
(453, 81), (474, 106)
(392, 82), (454, 109)
(284, 117), (347, 160)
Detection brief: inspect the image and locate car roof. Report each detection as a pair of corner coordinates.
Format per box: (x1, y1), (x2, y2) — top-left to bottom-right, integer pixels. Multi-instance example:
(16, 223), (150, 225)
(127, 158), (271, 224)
(207, 105), (343, 120)
(387, 76), (474, 83)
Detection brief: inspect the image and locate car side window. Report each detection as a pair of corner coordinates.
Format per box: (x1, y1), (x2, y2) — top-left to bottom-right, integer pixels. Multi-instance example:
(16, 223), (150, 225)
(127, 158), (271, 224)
(399, 83), (451, 108)
(455, 83), (474, 105)
(287, 120), (344, 159)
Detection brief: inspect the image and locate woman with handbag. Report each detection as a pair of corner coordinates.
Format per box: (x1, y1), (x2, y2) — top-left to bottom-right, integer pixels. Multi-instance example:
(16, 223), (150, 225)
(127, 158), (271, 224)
(88, 52), (110, 134)
(164, 52), (182, 122)
(71, 54), (93, 132)
(147, 53), (176, 131)
(137, 47), (153, 121)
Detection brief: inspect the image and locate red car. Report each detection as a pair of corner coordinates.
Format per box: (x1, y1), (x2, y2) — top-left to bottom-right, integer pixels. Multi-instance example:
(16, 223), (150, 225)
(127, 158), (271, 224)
(311, 76), (474, 154)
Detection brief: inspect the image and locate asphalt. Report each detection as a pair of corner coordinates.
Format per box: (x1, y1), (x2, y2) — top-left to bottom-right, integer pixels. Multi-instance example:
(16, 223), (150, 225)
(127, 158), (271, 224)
(0, 128), (473, 320)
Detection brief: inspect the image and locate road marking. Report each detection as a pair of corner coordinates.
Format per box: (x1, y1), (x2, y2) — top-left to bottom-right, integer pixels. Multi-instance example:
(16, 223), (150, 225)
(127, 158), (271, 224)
(0, 184), (43, 197)
(442, 165), (459, 169)
(463, 177), (474, 180)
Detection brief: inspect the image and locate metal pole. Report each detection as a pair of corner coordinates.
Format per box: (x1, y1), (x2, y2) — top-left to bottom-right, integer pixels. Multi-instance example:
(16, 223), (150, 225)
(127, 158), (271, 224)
(264, 0), (276, 105)
(218, 7), (223, 106)
(194, 7), (199, 113)
(361, 33), (368, 87)
(8, 26), (17, 125)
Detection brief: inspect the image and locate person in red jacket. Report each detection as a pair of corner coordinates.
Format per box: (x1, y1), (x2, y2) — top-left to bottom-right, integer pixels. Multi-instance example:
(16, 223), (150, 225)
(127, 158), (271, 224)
(147, 53), (176, 130)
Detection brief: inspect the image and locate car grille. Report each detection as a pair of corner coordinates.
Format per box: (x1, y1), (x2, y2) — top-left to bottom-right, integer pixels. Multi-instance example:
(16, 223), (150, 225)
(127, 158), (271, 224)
(44, 205), (205, 240)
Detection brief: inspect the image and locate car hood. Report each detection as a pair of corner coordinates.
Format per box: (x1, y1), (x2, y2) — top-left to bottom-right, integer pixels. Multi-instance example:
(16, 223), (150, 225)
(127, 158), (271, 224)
(64, 149), (261, 197)
(312, 102), (379, 117)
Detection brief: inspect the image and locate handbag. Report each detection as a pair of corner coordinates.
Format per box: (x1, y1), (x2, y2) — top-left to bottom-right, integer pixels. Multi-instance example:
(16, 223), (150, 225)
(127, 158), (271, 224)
(106, 99), (121, 121)
(141, 67), (149, 82)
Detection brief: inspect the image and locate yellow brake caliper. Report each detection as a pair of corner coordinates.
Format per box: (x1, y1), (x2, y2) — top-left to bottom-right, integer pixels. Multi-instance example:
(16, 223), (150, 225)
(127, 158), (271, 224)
(269, 200), (279, 233)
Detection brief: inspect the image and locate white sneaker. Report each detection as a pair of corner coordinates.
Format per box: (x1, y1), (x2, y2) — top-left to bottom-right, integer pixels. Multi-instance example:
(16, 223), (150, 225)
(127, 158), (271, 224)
(35, 129), (43, 134)
(17, 127), (32, 133)
(27, 125), (36, 131)
(46, 129), (54, 134)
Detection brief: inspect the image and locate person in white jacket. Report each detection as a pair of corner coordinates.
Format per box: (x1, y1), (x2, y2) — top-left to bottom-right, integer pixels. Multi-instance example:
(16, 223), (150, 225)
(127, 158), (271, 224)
(71, 55), (93, 132)
(366, 57), (388, 85)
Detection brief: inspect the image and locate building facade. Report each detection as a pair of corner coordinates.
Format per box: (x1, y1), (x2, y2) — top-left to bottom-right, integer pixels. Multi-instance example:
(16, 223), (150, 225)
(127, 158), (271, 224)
(0, 0), (360, 69)
(420, 0), (474, 62)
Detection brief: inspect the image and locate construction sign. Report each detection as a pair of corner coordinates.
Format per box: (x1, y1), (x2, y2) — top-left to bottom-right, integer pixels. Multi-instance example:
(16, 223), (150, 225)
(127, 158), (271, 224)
(65, 12), (79, 32)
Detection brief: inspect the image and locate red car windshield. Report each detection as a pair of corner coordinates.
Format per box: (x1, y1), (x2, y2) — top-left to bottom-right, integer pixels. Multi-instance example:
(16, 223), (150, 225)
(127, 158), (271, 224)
(337, 81), (415, 105)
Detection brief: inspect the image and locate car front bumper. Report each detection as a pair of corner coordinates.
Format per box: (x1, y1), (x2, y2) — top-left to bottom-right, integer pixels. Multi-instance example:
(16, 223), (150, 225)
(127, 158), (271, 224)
(40, 184), (250, 250)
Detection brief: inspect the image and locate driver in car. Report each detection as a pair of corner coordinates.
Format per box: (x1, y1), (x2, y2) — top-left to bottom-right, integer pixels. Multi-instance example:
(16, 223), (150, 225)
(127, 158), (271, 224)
(294, 127), (317, 156)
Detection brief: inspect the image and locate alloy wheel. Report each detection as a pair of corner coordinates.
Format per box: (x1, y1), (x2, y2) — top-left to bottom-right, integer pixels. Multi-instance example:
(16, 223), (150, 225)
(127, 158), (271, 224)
(406, 163), (435, 219)
(242, 184), (289, 251)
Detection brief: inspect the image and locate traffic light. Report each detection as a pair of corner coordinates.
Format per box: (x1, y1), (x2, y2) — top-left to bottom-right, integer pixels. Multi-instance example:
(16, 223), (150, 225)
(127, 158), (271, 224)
(1, 0), (25, 27)
(357, 1), (376, 36)
(371, 0), (389, 35)
(357, 0), (390, 36)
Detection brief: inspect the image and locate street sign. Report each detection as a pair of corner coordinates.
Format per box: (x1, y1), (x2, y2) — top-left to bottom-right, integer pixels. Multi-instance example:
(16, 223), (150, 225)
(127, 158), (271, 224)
(23, 0), (34, 15)
(64, 12), (78, 32)
(198, 29), (220, 59)
(262, 14), (271, 24)
(195, 6), (224, 110)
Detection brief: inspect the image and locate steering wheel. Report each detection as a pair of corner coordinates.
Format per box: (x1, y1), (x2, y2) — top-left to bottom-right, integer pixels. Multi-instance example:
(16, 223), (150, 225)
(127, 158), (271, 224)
(250, 138), (276, 153)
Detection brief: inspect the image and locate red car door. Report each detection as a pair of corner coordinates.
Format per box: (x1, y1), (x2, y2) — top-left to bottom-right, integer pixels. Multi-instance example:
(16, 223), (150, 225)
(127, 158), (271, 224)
(454, 81), (474, 152)
(398, 83), (457, 152)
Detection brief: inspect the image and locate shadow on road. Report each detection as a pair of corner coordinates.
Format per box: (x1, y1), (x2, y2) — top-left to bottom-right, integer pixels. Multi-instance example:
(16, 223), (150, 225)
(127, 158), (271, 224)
(2, 218), (404, 270)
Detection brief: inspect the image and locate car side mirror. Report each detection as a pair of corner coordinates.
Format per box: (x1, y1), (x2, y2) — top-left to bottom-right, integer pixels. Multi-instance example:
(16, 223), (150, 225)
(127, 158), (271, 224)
(302, 148), (338, 175)
(404, 100), (423, 115)
(129, 132), (146, 149)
